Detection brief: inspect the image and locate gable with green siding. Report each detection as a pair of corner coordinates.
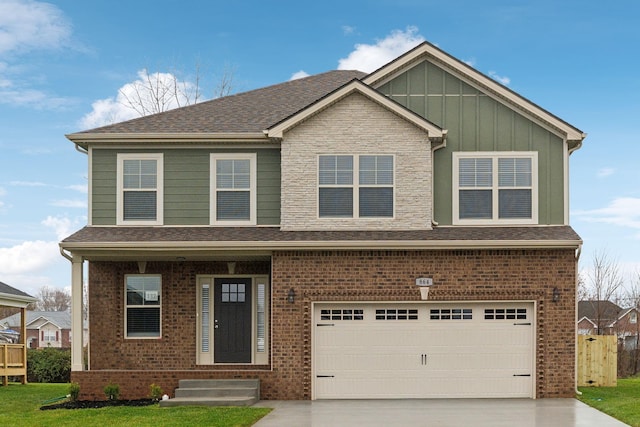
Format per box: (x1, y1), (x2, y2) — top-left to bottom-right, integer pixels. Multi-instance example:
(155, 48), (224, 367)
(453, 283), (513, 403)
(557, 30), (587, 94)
(91, 148), (280, 226)
(377, 60), (565, 225)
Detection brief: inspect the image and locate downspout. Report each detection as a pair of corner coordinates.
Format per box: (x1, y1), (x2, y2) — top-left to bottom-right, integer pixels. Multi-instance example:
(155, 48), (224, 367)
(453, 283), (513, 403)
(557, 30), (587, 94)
(75, 143), (88, 155)
(60, 247), (72, 262)
(430, 131), (447, 227)
(575, 244), (583, 396)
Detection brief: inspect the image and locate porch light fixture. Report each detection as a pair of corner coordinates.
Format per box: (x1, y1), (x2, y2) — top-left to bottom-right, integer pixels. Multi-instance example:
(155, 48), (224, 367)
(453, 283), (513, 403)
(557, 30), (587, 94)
(552, 287), (560, 302)
(287, 288), (296, 303)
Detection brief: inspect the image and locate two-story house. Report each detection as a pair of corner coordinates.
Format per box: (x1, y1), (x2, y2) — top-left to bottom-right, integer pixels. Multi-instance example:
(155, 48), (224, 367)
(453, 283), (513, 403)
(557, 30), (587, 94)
(60, 41), (585, 401)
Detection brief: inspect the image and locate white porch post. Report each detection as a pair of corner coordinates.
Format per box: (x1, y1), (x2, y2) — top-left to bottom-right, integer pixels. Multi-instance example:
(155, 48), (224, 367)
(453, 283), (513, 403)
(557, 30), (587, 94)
(71, 253), (84, 372)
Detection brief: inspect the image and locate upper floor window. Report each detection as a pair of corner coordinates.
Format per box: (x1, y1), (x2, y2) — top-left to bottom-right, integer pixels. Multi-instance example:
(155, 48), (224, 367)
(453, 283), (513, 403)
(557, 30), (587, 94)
(453, 152), (537, 225)
(319, 155), (394, 218)
(125, 275), (161, 339)
(117, 153), (163, 225)
(210, 153), (257, 225)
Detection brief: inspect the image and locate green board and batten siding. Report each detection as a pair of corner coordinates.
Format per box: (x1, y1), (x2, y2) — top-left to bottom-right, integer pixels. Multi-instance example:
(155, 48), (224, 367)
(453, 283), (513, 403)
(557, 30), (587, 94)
(378, 60), (566, 225)
(91, 148), (281, 226)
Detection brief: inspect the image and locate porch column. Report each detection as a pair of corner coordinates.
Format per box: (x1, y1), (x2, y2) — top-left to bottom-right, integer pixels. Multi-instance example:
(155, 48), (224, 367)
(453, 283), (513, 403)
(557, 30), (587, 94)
(71, 253), (84, 371)
(20, 306), (27, 383)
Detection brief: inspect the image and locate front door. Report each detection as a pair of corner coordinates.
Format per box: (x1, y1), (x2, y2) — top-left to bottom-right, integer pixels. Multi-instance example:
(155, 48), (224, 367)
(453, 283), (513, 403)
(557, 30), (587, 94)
(213, 278), (252, 363)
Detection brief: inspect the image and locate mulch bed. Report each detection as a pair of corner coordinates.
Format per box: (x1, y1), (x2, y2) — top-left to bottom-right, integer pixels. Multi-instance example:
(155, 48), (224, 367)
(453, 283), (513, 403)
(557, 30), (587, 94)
(41, 399), (157, 410)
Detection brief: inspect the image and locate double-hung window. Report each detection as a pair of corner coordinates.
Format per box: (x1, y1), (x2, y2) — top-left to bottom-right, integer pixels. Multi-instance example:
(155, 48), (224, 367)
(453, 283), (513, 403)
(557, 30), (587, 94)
(319, 155), (394, 218)
(125, 275), (161, 338)
(453, 152), (537, 224)
(117, 153), (163, 225)
(211, 153), (257, 225)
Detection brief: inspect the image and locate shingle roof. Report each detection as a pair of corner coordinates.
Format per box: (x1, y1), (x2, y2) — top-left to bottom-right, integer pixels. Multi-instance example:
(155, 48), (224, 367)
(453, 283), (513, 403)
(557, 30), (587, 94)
(578, 300), (623, 322)
(0, 311), (72, 329)
(73, 70), (367, 135)
(0, 281), (33, 299)
(62, 225), (581, 246)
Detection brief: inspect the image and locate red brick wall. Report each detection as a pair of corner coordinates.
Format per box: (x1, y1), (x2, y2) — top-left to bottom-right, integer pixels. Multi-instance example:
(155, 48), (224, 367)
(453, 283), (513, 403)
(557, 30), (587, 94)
(76, 249), (576, 400)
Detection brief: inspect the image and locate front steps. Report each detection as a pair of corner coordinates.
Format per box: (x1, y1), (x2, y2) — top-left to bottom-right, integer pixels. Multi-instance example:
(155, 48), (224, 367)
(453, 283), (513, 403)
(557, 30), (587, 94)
(159, 379), (260, 407)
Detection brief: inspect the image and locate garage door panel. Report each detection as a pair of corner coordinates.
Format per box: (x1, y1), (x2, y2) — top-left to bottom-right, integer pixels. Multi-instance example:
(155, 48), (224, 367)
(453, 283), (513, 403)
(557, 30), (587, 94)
(314, 302), (534, 399)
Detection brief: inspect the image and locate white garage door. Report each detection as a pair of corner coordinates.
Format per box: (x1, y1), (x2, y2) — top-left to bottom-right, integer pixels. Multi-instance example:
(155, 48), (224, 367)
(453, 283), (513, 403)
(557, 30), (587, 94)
(313, 302), (534, 399)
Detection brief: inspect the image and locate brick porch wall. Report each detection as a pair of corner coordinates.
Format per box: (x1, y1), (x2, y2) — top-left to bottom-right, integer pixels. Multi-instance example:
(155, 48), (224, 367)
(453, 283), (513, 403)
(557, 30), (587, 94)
(76, 249), (576, 400)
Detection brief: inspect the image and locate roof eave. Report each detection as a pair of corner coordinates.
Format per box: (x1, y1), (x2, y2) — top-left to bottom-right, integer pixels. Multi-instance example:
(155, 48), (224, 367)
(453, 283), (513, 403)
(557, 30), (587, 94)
(0, 292), (37, 308)
(66, 132), (270, 148)
(61, 239), (582, 253)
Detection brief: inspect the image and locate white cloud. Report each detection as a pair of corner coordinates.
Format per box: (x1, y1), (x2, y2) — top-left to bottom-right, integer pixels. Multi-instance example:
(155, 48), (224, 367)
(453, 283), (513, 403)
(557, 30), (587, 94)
(488, 71), (511, 86)
(51, 199), (87, 209)
(342, 25), (356, 35)
(42, 215), (75, 240)
(79, 69), (200, 129)
(0, 187), (5, 196)
(66, 184), (88, 194)
(338, 26), (425, 72)
(0, 2), (77, 110)
(10, 180), (46, 187)
(0, 240), (59, 276)
(573, 197), (640, 230)
(0, 0), (72, 54)
(290, 70), (310, 80)
(597, 168), (615, 178)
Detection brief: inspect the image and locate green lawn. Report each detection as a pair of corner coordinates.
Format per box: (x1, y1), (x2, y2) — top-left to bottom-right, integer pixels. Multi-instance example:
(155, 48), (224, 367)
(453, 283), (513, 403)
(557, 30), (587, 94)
(578, 377), (640, 427)
(0, 383), (271, 427)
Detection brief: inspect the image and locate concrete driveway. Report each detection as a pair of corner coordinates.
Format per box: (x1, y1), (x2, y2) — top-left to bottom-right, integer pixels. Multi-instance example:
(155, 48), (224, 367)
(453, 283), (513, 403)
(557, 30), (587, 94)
(253, 399), (628, 427)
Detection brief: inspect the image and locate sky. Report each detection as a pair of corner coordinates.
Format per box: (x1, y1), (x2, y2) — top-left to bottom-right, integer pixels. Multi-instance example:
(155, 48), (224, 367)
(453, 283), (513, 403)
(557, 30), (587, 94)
(0, 0), (639, 298)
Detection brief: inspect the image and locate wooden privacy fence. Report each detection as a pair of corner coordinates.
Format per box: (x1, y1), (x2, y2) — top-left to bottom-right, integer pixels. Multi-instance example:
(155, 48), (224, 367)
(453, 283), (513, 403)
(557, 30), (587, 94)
(577, 335), (617, 387)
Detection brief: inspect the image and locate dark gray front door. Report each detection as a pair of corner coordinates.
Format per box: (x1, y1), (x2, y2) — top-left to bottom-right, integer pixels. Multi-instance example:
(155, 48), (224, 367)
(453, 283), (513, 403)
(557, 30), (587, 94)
(214, 278), (252, 363)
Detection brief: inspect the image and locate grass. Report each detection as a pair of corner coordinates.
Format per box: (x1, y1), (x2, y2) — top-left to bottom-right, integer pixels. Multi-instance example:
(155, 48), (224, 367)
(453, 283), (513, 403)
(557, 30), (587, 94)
(578, 377), (640, 427)
(0, 383), (271, 427)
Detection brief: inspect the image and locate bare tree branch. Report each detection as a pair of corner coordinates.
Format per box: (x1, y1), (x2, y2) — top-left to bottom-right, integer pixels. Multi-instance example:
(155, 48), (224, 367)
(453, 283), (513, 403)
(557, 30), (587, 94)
(26, 286), (71, 312)
(117, 63), (235, 118)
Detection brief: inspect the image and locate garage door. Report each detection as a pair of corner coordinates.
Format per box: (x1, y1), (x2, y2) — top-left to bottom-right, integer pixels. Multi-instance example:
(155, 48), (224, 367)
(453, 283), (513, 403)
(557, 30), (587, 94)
(313, 302), (534, 399)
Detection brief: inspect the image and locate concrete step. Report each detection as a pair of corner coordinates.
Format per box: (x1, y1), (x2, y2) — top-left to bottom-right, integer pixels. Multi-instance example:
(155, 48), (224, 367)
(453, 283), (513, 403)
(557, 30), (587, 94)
(159, 396), (258, 407)
(175, 386), (258, 398)
(178, 379), (259, 389)
(160, 379), (260, 408)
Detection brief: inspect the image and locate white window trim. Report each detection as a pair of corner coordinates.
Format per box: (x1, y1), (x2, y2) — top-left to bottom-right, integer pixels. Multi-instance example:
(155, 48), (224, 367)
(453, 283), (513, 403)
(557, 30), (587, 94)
(43, 329), (57, 342)
(452, 151), (538, 225)
(125, 274), (162, 340)
(317, 154), (396, 219)
(210, 153), (257, 226)
(116, 153), (164, 225)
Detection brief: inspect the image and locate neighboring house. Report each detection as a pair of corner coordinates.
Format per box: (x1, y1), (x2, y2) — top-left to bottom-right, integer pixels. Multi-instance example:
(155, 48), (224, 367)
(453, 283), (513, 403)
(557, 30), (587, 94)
(578, 301), (640, 350)
(60, 41), (586, 401)
(0, 311), (80, 349)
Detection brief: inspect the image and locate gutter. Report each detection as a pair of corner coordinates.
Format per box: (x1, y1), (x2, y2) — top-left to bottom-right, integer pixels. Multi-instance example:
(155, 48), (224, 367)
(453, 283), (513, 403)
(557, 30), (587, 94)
(431, 130), (447, 227)
(60, 238), (583, 253)
(65, 132), (269, 145)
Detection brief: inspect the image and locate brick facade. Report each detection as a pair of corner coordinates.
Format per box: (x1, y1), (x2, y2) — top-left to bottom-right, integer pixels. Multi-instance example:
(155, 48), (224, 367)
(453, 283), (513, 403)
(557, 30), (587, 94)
(74, 248), (576, 400)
